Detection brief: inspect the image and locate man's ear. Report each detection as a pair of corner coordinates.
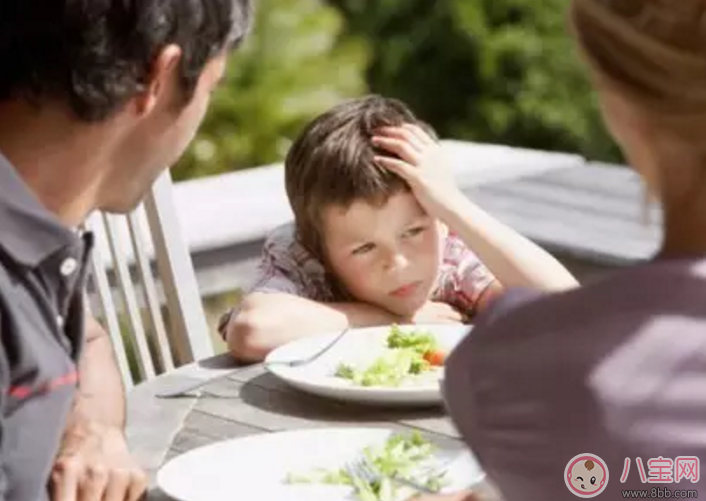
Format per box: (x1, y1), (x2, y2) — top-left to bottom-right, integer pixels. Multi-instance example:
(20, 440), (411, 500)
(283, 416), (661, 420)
(132, 44), (182, 117)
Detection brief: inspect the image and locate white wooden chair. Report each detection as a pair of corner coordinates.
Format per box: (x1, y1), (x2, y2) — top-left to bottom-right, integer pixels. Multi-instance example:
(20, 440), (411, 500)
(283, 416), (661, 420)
(84, 172), (215, 389)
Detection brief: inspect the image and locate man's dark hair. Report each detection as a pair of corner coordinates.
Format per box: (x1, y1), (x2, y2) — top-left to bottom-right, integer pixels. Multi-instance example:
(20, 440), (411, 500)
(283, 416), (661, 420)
(0, 0), (253, 121)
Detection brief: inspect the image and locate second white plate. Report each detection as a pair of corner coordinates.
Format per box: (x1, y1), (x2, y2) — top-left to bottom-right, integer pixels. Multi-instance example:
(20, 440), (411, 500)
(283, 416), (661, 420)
(157, 427), (485, 501)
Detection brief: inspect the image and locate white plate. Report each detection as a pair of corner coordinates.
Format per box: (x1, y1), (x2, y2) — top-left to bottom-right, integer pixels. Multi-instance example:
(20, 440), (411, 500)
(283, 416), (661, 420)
(157, 427), (485, 501)
(265, 324), (470, 406)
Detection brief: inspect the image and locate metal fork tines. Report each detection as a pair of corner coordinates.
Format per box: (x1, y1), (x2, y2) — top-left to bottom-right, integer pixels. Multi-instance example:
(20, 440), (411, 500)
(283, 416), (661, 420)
(156, 327), (350, 398)
(345, 455), (437, 495)
(265, 326), (350, 368)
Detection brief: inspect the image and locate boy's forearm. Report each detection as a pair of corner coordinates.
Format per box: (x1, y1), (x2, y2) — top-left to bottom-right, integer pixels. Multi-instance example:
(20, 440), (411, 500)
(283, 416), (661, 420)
(225, 293), (401, 361)
(439, 194), (578, 291)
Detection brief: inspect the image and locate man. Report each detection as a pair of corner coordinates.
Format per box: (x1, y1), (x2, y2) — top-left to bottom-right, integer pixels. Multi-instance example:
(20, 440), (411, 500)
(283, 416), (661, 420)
(0, 1), (252, 500)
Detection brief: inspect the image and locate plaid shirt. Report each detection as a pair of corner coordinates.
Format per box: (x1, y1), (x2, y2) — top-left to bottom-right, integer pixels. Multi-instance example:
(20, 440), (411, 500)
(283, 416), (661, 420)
(219, 222), (496, 336)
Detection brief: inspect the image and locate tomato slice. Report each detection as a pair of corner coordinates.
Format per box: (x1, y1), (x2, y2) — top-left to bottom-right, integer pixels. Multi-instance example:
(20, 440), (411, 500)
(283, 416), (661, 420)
(423, 350), (446, 366)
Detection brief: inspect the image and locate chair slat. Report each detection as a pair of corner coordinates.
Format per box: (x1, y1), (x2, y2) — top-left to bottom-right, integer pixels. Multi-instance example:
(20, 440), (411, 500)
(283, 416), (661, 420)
(83, 172), (213, 388)
(126, 211), (175, 372)
(143, 171), (214, 365)
(84, 220), (134, 388)
(103, 214), (157, 381)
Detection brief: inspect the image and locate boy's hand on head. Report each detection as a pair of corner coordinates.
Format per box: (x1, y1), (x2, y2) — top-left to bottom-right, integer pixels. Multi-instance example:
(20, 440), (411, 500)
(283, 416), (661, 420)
(410, 301), (466, 324)
(373, 124), (466, 219)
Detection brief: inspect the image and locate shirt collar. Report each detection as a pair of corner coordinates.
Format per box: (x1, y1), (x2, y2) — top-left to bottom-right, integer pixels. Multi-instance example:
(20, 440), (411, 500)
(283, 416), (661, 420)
(0, 151), (79, 268)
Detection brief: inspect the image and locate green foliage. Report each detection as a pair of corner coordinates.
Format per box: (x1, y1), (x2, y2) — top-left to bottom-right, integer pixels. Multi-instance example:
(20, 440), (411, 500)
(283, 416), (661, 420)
(173, 0), (370, 181)
(327, 0), (622, 162)
(453, 0), (621, 161)
(175, 0), (623, 182)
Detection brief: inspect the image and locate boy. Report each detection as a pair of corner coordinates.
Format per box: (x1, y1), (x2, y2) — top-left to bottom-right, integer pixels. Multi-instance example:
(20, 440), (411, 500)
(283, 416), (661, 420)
(220, 95), (576, 361)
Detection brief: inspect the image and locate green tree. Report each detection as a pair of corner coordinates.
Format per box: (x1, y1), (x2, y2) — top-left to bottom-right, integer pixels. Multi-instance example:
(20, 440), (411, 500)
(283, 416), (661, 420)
(173, 0), (370, 181)
(326, 0), (622, 162)
(326, 0), (485, 139)
(453, 0), (620, 161)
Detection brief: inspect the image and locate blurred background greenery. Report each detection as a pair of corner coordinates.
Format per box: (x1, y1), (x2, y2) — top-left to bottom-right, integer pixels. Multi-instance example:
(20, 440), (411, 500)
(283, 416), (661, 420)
(174, 0), (623, 182)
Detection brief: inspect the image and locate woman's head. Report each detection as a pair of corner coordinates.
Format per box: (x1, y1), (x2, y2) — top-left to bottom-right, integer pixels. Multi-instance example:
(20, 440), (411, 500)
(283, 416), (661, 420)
(570, 0), (706, 198)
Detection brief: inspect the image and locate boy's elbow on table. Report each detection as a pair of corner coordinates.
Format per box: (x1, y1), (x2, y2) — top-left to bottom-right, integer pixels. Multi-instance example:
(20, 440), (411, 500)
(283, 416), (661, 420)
(225, 295), (279, 362)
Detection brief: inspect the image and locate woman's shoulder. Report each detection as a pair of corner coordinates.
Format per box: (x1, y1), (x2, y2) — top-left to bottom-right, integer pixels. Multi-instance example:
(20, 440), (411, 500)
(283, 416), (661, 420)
(446, 258), (706, 398)
(480, 257), (706, 326)
(445, 259), (706, 461)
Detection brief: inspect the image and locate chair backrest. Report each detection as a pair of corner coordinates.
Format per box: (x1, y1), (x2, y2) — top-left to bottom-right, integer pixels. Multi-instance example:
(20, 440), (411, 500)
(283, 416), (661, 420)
(84, 171), (214, 388)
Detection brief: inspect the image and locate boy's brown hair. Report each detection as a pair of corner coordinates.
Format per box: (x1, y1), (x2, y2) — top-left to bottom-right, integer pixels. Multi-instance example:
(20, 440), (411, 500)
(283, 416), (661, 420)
(285, 95), (437, 261)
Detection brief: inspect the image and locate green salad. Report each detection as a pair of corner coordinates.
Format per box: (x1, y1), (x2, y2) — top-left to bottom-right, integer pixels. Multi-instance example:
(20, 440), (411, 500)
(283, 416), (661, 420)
(285, 431), (448, 501)
(334, 325), (447, 387)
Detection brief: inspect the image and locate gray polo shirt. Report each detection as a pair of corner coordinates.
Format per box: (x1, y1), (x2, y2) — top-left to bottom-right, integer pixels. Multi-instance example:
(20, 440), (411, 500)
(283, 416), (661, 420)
(0, 152), (92, 500)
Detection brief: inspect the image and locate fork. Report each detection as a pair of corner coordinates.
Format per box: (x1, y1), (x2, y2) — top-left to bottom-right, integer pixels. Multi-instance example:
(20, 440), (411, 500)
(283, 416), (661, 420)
(263, 326), (351, 368)
(155, 327), (350, 398)
(345, 455), (438, 495)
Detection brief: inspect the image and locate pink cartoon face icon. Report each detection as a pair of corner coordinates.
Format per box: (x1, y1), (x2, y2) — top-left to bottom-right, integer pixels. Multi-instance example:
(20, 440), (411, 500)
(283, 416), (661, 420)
(565, 454), (609, 498)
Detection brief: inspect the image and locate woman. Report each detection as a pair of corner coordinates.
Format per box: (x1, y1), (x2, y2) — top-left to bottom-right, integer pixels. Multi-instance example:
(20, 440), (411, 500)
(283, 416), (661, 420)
(412, 0), (706, 499)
